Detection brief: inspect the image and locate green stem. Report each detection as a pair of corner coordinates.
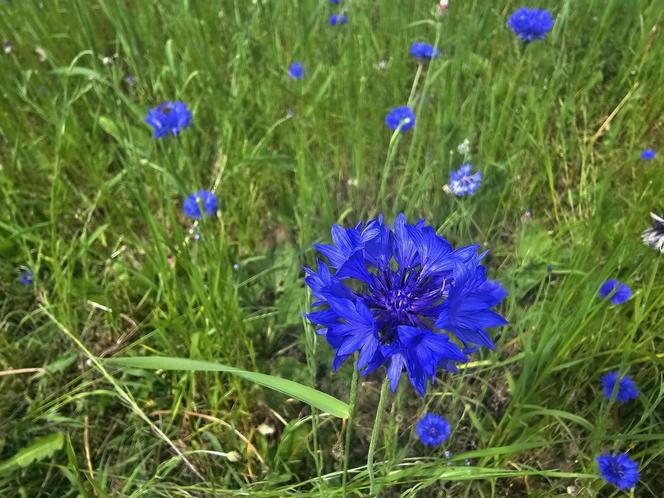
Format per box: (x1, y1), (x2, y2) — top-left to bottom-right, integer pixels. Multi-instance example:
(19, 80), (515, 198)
(377, 129), (403, 204)
(406, 63), (423, 107)
(341, 365), (360, 495)
(367, 377), (390, 497)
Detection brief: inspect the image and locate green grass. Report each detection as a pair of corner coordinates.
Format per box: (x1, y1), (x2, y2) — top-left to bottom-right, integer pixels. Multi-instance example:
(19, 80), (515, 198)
(1, 0), (663, 496)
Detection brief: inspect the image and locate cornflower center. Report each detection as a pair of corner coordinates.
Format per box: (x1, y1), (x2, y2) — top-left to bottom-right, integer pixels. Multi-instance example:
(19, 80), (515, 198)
(366, 268), (436, 345)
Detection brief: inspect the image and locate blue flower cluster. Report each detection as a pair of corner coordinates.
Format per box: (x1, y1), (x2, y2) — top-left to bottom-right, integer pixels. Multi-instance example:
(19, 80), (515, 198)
(449, 163), (482, 197)
(641, 148), (656, 160)
(145, 101), (192, 138)
(601, 371), (638, 404)
(288, 61), (305, 80)
(507, 7), (554, 43)
(598, 279), (632, 305)
(304, 214), (508, 395)
(597, 452), (639, 490)
(183, 189), (219, 220)
(19, 270), (34, 286)
(409, 42), (440, 61)
(416, 413), (450, 446)
(385, 106), (415, 133)
(329, 14), (347, 26)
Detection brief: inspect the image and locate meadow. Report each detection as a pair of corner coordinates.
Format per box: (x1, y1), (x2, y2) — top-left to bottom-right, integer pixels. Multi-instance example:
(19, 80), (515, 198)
(1, 0), (663, 496)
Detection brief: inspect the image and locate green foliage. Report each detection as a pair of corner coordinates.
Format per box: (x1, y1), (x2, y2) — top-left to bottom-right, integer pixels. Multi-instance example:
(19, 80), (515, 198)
(0, 433), (64, 476)
(110, 356), (350, 418)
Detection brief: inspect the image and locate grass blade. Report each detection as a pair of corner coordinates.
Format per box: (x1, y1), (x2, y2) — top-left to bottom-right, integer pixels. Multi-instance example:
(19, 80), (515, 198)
(109, 356), (350, 419)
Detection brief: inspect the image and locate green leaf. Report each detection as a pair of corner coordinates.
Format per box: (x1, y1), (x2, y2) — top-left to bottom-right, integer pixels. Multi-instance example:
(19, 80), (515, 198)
(0, 433), (64, 475)
(109, 356), (350, 419)
(46, 352), (78, 373)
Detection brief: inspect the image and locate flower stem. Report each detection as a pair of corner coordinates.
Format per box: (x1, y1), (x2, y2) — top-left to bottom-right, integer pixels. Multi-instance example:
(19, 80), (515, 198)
(377, 128), (403, 203)
(341, 365), (360, 495)
(367, 377), (390, 497)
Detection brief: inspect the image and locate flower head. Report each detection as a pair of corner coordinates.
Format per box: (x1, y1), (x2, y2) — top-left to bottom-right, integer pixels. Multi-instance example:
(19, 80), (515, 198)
(507, 8), (554, 43)
(416, 413), (451, 446)
(19, 270), (34, 286)
(448, 163), (482, 196)
(3, 40), (14, 55)
(457, 138), (471, 157)
(598, 279), (632, 305)
(641, 148), (656, 160)
(183, 190), (218, 219)
(329, 14), (347, 26)
(438, 1), (449, 14)
(288, 61), (305, 80)
(597, 452), (639, 490)
(304, 214), (508, 395)
(385, 106), (415, 133)
(410, 42), (440, 61)
(642, 212), (664, 253)
(145, 101), (192, 138)
(601, 371), (638, 404)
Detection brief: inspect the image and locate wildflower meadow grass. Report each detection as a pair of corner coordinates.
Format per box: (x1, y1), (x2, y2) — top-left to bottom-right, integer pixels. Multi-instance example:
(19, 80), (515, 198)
(0, 1), (663, 496)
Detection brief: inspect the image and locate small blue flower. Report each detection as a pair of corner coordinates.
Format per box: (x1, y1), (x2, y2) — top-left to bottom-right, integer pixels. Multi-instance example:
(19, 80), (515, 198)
(288, 61), (305, 80)
(329, 0), (341, 3)
(416, 413), (451, 446)
(329, 14), (347, 26)
(598, 279), (632, 305)
(304, 214), (508, 395)
(385, 106), (415, 133)
(19, 270), (34, 286)
(597, 452), (639, 490)
(409, 42), (440, 61)
(145, 101), (192, 138)
(183, 190), (218, 219)
(641, 148), (656, 160)
(601, 371), (638, 404)
(507, 8), (554, 43)
(449, 163), (482, 196)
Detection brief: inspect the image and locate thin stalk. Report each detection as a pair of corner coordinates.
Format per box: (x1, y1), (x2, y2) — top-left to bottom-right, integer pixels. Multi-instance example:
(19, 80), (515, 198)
(367, 377), (390, 497)
(341, 365), (360, 495)
(406, 63), (424, 107)
(303, 312), (324, 486)
(377, 129), (403, 204)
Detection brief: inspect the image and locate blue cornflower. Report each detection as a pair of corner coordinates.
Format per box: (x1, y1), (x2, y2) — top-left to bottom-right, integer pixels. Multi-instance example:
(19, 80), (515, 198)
(416, 413), (451, 446)
(409, 42), (440, 61)
(183, 190), (218, 219)
(449, 163), (482, 196)
(304, 214), (508, 395)
(329, 14), (347, 26)
(288, 61), (305, 80)
(507, 8), (554, 43)
(145, 101), (192, 138)
(601, 371), (638, 404)
(598, 279), (632, 305)
(597, 452), (639, 490)
(385, 106), (415, 133)
(329, 0), (341, 3)
(19, 270), (34, 286)
(641, 148), (656, 160)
